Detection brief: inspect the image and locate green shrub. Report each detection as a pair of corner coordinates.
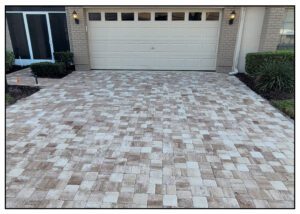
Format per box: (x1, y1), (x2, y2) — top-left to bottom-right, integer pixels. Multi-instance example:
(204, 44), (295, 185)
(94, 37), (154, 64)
(254, 61), (294, 93)
(246, 50), (294, 75)
(271, 99), (294, 119)
(5, 51), (15, 71)
(5, 94), (15, 106)
(30, 62), (68, 78)
(53, 51), (74, 68)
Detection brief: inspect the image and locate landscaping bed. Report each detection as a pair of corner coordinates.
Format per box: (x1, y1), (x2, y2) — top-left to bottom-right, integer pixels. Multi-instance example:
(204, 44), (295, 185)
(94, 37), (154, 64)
(6, 85), (40, 106)
(236, 50), (295, 119)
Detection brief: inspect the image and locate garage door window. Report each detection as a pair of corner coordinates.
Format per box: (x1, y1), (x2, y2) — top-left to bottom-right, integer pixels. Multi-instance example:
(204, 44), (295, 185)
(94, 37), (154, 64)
(89, 13), (101, 21)
(172, 12), (185, 21)
(122, 13), (134, 21)
(105, 13), (117, 21)
(138, 12), (151, 21)
(155, 12), (168, 21)
(206, 12), (219, 21)
(189, 12), (202, 21)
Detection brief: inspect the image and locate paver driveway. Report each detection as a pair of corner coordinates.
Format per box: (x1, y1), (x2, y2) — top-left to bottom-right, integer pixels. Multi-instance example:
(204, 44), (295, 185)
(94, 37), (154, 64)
(6, 70), (294, 208)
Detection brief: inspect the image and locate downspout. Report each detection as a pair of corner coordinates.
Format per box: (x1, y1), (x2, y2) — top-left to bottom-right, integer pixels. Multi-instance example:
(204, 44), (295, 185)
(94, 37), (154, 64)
(229, 7), (246, 75)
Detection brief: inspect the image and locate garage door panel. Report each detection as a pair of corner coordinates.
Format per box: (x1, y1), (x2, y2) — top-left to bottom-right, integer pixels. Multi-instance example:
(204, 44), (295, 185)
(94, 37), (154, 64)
(89, 51), (217, 59)
(88, 22), (220, 28)
(91, 57), (216, 70)
(87, 9), (221, 70)
(89, 43), (218, 53)
(89, 28), (219, 41)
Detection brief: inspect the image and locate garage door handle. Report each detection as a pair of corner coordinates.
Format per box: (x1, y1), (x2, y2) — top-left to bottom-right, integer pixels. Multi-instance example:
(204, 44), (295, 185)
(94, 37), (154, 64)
(151, 47), (155, 50)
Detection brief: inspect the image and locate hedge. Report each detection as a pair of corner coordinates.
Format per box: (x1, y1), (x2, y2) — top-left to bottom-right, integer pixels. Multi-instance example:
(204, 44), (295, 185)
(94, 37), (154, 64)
(5, 51), (15, 71)
(30, 62), (68, 78)
(53, 51), (74, 68)
(245, 50), (294, 75)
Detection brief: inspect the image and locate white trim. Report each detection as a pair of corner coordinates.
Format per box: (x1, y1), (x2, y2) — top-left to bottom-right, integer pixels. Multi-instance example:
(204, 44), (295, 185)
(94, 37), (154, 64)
(229, 7), (246, 75)
(214, 10), (222, 69)
(46, 13), (55, 60)
(15, 59), (54, 66)
(6, 11), (65, 13)
(23, 13), (33, 60)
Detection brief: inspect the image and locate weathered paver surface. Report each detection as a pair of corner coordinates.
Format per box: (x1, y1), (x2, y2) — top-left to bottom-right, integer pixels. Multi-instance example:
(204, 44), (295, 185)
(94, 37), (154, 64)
(6, 70), (294, 208)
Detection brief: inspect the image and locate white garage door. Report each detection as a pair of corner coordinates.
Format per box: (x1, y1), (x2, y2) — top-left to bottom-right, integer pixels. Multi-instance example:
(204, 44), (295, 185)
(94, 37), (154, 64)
(87, 8), (221, 70)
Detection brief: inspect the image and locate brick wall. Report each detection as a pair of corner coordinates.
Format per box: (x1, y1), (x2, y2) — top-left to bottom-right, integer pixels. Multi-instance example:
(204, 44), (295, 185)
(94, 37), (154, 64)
(66, 7), (90, 70)
(6, 19), (13, 51)
(216, 7), (241, 73)
(259, 7), (285, 51)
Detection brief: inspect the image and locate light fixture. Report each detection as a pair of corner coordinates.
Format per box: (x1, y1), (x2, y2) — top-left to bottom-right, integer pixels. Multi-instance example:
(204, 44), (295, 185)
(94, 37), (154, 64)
(229, 10), (236, 25)
(72, 10), (79, 24)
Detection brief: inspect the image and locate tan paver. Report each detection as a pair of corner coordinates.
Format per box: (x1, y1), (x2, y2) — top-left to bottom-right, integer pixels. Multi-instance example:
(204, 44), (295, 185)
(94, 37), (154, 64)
(6, 70), (294, 208)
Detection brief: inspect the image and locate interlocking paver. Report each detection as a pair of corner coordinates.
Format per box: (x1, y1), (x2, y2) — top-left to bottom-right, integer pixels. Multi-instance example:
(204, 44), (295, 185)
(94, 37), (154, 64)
(6, 70), (294, 208)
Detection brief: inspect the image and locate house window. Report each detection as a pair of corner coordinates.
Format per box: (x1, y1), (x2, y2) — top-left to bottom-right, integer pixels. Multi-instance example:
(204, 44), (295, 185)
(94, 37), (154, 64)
(138, 12), (150, 21)
(155, 12), (168, 21)
(89, 13), (101, 21)
(172, 12), (184, 21)
(278, 8), (294, 50)
(189, 12), (201, 21)
(122, 13), (134, 21)
(105, 13), (117, 21)
(206, 12), (219, 21)
(6, 13), (31, 59)
(49, 13), (70, 52)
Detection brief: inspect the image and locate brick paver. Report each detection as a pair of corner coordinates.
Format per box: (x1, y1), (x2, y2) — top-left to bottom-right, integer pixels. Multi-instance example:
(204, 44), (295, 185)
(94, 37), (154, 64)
(6, 70), (294, 208)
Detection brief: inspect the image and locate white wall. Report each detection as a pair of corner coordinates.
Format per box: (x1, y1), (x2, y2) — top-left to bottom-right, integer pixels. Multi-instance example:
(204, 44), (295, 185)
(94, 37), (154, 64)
(238, 7), (265, 72)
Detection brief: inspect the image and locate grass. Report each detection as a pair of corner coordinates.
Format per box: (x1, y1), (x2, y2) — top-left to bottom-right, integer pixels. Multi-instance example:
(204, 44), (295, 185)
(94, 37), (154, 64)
(5, 94), (15, 106)
(271, 99), (295, 119)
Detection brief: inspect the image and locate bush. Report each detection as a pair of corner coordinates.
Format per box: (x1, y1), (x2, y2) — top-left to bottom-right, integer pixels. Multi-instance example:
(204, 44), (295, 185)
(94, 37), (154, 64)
(30, 62), (68, 78)
(254, 61), (294, 93)
(246, 50), (294, 75)
(53, 51), (74, 69)
(6, 51), (15, 71)
(271, 99), (294, 119)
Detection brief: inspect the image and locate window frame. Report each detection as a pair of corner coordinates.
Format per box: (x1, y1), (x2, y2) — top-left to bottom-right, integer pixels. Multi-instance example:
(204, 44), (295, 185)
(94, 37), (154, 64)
(172, 12), (185, 21)
(206, 12), (220, 21)
(88, 12), (101, 21)
(188, 12), (202, 21)
(121, 12), (134, 21)
(155, 12), (168, 21)
(105, 12), (118, 21)
(138, 12), (151, 21)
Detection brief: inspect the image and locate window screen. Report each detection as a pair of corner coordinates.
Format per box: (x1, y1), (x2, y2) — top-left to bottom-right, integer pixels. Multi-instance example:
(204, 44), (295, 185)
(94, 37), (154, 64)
(6, 13), (30, 59)
(49, 13), (70, 52)
(27, 14), (52, 59)
(278, 8), (295, 50)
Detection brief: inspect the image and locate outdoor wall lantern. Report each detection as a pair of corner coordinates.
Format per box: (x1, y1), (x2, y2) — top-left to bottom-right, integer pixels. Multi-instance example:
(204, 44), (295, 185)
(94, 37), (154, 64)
(72, 11), (80, 24)
(229, 10), (236, 25)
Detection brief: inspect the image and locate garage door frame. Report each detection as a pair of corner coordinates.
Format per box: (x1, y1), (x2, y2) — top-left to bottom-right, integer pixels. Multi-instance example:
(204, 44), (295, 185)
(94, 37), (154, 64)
(86, 7), (222, 71)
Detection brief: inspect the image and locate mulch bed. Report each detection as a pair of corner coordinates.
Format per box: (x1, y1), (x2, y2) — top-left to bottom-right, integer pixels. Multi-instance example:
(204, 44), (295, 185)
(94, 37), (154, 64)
(6, 85), (40, 106)
(235, 73), (294, 100)
(6, 65), (29, 74)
